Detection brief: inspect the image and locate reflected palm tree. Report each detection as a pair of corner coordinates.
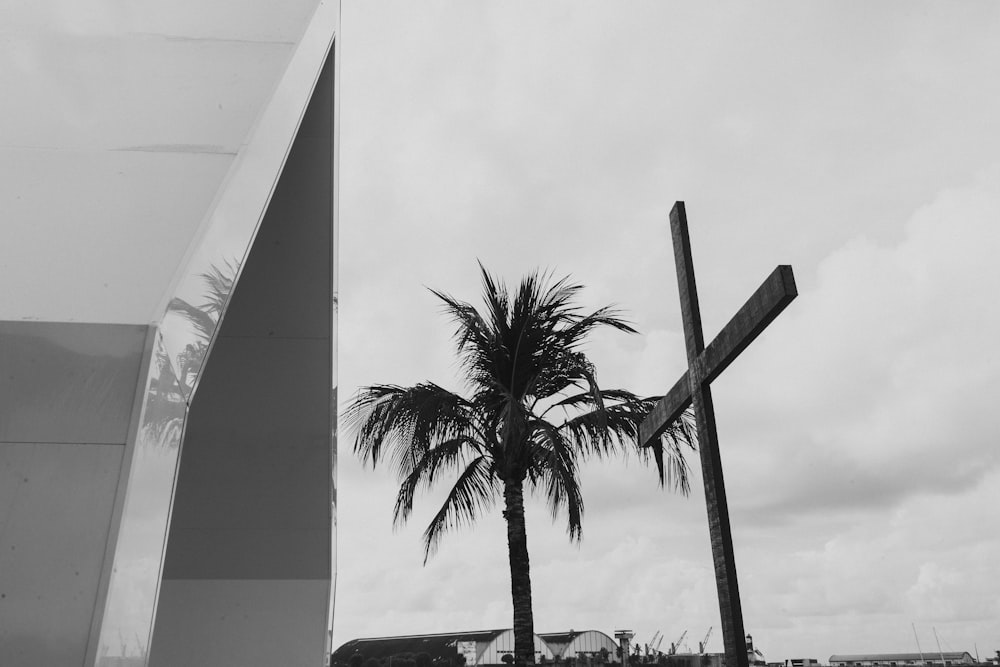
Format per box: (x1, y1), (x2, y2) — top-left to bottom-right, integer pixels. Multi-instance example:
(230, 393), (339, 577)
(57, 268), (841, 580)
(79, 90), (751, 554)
(141, 350), (187, 448)
(99, 259), (249, 662)
(166, 259), (239, 392)
(144, 259), (240, 447)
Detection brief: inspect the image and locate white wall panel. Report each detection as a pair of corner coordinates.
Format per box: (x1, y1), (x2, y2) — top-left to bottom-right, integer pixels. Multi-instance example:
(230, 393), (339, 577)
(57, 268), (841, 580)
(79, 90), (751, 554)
(0, 443), (124, 666)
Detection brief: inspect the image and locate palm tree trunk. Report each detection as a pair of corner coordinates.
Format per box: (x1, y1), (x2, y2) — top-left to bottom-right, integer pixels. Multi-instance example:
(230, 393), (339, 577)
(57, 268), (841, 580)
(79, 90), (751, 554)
(504, 480), (535, 666)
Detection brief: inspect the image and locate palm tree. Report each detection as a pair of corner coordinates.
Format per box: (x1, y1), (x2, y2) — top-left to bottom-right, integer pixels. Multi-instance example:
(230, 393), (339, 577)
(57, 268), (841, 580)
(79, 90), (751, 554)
(346, 266), (695, 666)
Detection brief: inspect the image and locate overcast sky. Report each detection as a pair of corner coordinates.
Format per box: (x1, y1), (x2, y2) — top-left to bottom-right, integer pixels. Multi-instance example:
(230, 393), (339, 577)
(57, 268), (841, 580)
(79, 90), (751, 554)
(335, 2), (1000, 661)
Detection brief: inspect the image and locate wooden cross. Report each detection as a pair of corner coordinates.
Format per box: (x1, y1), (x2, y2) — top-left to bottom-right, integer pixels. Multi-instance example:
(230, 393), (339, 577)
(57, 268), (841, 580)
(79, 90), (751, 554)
(639, 202), (797, 667)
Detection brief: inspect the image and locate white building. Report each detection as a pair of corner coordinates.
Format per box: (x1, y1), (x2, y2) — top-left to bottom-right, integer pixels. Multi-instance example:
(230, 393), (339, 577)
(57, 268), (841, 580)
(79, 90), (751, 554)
(830, 654), (975, 667)
(540, 630), (620, 662)
(1, 2), (339, 665)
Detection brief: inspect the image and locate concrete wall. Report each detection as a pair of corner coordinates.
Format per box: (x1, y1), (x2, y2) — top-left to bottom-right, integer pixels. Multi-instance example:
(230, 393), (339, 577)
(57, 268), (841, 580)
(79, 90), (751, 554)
(0, 322), (150, 666)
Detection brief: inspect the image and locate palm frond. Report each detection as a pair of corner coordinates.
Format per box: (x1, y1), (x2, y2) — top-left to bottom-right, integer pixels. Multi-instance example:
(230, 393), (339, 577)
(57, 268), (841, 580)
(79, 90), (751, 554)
(648, 409), (697, 494)
(548, 388), (641, 410)
(142, 345), (187, 448)
(527, 420), (584, 541)
(431, 288), (501, 394)
(553, 393), (695, 493)
(393, 435), (481, 528)
(556, 390), (653, 458)
(165, 259), (240, 344)
(166, 297), (216, 344)
(199, 260), (239, 317)
(345, 383), (478, 479)
(432, 265), (643, 407)
(651, 431), (694, 496)
(421, 455), (500, 562)
(561, 304), (638, 340)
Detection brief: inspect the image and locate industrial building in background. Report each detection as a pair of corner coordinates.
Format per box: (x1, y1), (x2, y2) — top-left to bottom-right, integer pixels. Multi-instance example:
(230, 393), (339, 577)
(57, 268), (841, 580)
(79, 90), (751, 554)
(331, 630), (557, 666)
(332, 629), (717, 667)
(829, 654), (976, 667)
(333, 630), (993, 667)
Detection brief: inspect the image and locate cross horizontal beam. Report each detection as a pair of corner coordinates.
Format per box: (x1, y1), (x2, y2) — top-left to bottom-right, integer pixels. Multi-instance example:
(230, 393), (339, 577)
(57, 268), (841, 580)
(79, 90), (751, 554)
(639, 264), (797, 447)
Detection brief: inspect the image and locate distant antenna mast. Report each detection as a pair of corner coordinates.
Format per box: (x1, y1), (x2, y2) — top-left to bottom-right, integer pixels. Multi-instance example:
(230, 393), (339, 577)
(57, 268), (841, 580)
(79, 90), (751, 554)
(932, 627), (946, 667)
(912, 623), (926, 666)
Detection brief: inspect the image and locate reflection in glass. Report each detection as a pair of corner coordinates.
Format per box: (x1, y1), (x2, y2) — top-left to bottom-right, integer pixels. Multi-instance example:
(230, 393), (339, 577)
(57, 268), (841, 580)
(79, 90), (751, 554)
(95, 333), (186, 666)
(161, 260), (240, 399)
(61, 4), (337, 660)
(91, 5), (338, 654)
(95, 261), (247, 664)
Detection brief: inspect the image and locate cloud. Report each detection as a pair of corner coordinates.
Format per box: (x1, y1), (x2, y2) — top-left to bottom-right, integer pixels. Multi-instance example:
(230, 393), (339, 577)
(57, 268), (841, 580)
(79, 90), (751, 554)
(334, 3), (1000, 660)
(698, 165), (1000, 520)
(335, 159), (1000, 661)
(741, 463), (1000, 655)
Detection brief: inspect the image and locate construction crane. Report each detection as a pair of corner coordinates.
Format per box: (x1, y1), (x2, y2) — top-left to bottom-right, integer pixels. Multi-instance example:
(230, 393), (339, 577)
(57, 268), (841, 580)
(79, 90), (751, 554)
(669, 630), (688, 655)
(647, 631), (661, 657)
(655, 635), (665, 654)
(698, 627), (713, 654)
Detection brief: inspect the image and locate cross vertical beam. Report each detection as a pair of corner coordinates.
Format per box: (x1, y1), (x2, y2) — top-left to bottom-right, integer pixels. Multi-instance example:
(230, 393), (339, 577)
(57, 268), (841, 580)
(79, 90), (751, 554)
(671, 202), (748, 667)
(639, 201), (795, 667)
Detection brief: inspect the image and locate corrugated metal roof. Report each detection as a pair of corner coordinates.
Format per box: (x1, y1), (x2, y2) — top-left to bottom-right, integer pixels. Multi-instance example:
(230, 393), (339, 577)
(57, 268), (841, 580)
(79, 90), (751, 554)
(332, 630), (508, 664)
(539, 631), (581, 646)
(539, 630), (618, 659)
